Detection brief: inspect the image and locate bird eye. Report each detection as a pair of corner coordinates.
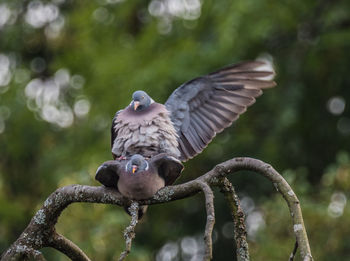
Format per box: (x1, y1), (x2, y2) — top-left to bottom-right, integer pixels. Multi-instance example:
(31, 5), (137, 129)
(141, 96), (144, 100)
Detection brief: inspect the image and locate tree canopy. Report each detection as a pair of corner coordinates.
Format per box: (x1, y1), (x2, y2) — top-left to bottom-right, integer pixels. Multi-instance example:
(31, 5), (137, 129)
(0, 0), (349, 260)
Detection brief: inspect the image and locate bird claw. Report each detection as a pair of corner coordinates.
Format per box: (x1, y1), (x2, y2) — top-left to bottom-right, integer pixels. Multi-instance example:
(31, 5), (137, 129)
(116, 156), (127, 161)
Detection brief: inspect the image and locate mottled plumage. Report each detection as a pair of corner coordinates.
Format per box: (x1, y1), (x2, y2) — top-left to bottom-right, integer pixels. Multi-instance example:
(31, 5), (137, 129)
(111, 103), (180, 159)
(111, 60), (276, 161)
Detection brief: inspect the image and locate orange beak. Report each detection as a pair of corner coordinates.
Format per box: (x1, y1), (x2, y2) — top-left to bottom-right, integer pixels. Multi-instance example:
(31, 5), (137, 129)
(132, 165), (137, 174)
(133, 101), (140, 111)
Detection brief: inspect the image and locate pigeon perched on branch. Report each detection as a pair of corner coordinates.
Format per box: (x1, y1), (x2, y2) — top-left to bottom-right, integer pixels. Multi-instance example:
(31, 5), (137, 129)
(111, 60), (276, 161)
(96, 154), (183, 199)
(95, 154), (183, 218)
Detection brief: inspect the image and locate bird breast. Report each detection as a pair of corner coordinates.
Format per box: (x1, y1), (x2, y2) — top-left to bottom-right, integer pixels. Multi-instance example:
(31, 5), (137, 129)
(117, 171), (165, 200)
(112, 103), (180, 158)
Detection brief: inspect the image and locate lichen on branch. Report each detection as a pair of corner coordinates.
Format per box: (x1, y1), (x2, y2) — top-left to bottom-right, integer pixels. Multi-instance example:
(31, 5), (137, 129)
(1, 157), (313, 261)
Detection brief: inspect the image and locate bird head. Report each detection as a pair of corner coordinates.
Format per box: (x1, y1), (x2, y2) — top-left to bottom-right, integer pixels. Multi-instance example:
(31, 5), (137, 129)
(126, 154), (149, 174)
(131, 90), (152, 111)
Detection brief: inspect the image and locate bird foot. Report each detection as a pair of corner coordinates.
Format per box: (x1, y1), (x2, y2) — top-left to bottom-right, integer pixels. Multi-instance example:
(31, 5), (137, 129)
(116, 156), (127, 161)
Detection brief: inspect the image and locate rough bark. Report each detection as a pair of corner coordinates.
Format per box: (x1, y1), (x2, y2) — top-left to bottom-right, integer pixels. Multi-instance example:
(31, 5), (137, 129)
(196, 181), (215, 261)
(1, 157), (313, 261)
(119, 202), (139, 261)
(220, 177), (249, 261)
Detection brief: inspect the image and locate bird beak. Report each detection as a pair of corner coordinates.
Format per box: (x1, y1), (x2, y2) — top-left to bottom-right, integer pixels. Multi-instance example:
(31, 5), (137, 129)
(133, 101), (140, 111)
(132, 165), (137, 174)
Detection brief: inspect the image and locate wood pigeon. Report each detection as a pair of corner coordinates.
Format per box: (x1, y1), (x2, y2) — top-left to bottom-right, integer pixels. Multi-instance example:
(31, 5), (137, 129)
(95, 154), (183, 217)
(111, 60), (276, 161)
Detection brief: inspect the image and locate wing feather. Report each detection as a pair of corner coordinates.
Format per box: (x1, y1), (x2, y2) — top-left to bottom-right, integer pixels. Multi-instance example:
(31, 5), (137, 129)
(178, 137), (192, 159)
(151, 154), (184, 186)
(191, 115), (213, 143)
(165, 60), (276, 161)
(188, 125), (205, 150)
(216, 79), (276, 89)
(111, 110), (122, 159)
(95, 160), (121, 188)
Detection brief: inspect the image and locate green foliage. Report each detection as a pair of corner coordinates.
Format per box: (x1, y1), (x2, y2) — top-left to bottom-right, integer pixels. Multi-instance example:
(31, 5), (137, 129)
(255, 152), (350, 260)
(0, 0), (349, 260)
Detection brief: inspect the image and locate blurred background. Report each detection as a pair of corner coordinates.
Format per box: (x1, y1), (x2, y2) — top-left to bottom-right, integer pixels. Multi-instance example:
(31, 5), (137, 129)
(0, 0), (349, 260)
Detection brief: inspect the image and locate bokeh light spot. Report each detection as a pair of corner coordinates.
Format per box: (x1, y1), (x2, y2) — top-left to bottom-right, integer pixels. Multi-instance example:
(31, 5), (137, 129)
(156, 241), (179, 261)
(0, 118), (5, 134)
(70, 75), (85, 89)
(0, 54), (12, 87)
(327, 96), (345, 115)
(221, 222), (234, 239)
(0, 106), (11, 120)
(54, 68), (70, 87)
(337, 117), (350, 135)
(30, 57), (46, 73)
(74, 99), (91, 118)
(0, 4), (11, 29)
(93, 7), (110, 23)
(240, 196), (255, 214)
(45, 15), (65, 39)
(25, 1), (59, 28)
(148, 0), (202, 34)
(246, 211), (265, 239)
(14, 68), (30, 84)
(181, 236), (198, 256)
(24, 68), (84, 128)
(328, 192), (347, 218)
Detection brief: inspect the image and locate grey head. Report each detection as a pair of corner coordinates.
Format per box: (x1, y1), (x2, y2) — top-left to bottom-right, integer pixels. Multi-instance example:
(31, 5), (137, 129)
(131, 90), (152, 111)
(126, 154), (149, 174)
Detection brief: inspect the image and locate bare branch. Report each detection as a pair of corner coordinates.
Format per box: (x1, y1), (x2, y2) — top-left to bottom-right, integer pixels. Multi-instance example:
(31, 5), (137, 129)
(220, 177), (249, 261)
(1, 186), (126, 260)
(119, 202), (139, 261)
(2, 157), (313, 261)
(49, 233), (91, 261)
(1, 246), (47, 261)
(31, 250), (47, 261)
(288, 240), (298, 261)
(195, 181), (215, 261)
(196, 157), (312, 260)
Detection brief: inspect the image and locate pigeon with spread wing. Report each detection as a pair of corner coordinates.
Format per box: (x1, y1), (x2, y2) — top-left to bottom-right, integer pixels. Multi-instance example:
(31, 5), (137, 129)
(111, 60), (276, 161)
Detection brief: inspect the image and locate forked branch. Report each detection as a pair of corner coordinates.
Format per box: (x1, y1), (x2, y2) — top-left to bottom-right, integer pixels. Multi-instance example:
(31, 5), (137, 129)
(2, 157), (313, 261)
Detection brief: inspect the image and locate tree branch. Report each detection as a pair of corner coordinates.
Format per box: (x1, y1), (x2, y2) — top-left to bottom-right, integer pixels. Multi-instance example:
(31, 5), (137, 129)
(288, 240), (298, 261)
(196, 181), (215, 261)
(1, 245), (47, 261)
(119, 202), (139, 261)
(220, 177), (249, 261)
(2, 157), (313, 261)
(49, 233), (91, 261)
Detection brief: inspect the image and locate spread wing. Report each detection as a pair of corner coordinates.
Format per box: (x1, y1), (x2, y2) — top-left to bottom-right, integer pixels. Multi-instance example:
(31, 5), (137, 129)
(111, 110), (122, 159)
(151, 153), (184, 185)
(95, 160), (122, 188)
(165, 60), (276, 161)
